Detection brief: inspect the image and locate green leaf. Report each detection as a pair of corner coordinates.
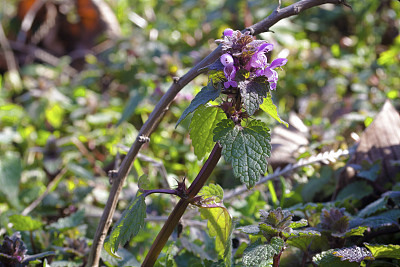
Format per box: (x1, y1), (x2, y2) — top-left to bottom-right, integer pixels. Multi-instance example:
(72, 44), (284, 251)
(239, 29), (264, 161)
(9, 214), (43, 231)
(313, 249), (359, 267)
(213, 119), (271, 188)
(289, 219), (308, 229)
(104, 193), (147, 258)
(0, 152), (21, 208)
(332, 226), (368, 238)
(364, 243), (400, 259)
(239, 80), (268, 116)
(260, 94), (288, 127)
(332, 246), (374, 262)
(199, 185), (232, 265)
(358, 197), (387, 218)
(360, 209), (400, 229)
(242, 237), (283, 267)
(198, 183), (224, 202)
(189, 105), (225, 160)
(49, 210), (85, 231)
(116, 90), (142, 127)
(138, 174), (151, 190)
(237, 225), (262, 235)
(336, 181), (373, 201)
(287, 231), (321, 252)
(176, 83), (221, 127)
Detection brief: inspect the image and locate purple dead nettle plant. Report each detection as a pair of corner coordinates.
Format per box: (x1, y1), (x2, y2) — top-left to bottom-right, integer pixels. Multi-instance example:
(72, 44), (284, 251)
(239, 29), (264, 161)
(217, 28), (287, 92)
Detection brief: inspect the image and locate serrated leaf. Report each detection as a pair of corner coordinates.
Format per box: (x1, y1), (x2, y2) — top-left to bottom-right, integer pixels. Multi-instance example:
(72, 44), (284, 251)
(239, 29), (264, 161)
(287, 231), (321, 252)
(237, 225), (262, 235)
(0, 152), (21, 208)
(138, 174), (150, 190)
(313, 249), (359, 267)
(189, 105), (226, 160)
(176, 83), (221, 127)
(260, 94), (288, 127)
(242, 237), (283, 267)
(289, 219), (308, 229)
(239, 80), (268, 116)
(199, 202), (232, 264)
(332, 226), (368, 238)
(358, 160), (380, 182)
(332, 246), (374, 262)
(199, 59), (225, 72)
(199, 183), (224, 202)
(360, 209), (400, 229)
(358, 197), (387, 218)
(9, 214), (43, 231)
(213, 119), (271, 188)
(48, 210), (85, 231)
(104, 193), (146, 258)
(364, 243), (400, 259)
(258, 223), (280, 240)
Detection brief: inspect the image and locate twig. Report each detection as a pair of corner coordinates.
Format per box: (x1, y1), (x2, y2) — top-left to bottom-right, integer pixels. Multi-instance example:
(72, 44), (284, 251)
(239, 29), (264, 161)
(224, 149), (349, 200)
(21, 168), (67, 216)
(87, 1), (351, 266)
(142, 144), (222, 266)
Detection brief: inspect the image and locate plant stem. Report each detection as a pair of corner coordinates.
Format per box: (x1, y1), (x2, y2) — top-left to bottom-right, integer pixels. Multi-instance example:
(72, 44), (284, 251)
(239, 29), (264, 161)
(273, 250), (283, 267)
(141, 144), (222, 266)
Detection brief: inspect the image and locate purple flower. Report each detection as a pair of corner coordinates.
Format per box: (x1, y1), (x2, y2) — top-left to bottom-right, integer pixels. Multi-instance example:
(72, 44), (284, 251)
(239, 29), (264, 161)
(220, 53), (234, 66)
(223, 28), (234, 37)
(223, 64), (237, 88)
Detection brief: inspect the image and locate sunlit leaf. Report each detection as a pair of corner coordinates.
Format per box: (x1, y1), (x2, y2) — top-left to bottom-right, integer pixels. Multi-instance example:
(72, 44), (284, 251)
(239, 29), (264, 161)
(333, 246), (374, 262)
(104, 193), (146, 258)
(239, 80), (268, 116)
(242, 237), (283, 267)
(189, 105), (225, 160)
(176, 83), (221, 127)
(213, 119), (271, 188)
(9, 215), (43, 231)
(364, 243), (400, 259)
(259, 94), (288, 127)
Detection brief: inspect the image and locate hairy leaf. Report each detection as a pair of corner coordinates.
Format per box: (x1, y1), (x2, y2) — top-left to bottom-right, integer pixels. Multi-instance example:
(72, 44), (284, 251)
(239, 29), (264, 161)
(359, 209), (400, 229)
(289, 219), (308, 229)
(332, 226), (368, 238)
(242, 237), (283, 267)
(287, 231), (321, 252)
(364, 243), (400, 259)
(239, 80), (268, 116)
(237, 225), (262, 235)
(176, 83), (221, 127)
(333, 246), (374, 262)
(213, 119), (271, 188)
(260, 94), (288, 127)
(104, 193), (146, 258)
(313, 249), (359, 267)
(199, 184), (232, 265)
(199, 59), (225, 72)
(138, 174), (151, 190)
(9, 215), (43, 231)
(199, 183), (224, 202)
(358, 197), (388, 218)
(189, 105), (225, 160)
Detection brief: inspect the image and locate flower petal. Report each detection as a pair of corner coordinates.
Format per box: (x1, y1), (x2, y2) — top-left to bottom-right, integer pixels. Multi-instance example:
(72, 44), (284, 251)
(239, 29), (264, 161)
(269, 58), (288, 69)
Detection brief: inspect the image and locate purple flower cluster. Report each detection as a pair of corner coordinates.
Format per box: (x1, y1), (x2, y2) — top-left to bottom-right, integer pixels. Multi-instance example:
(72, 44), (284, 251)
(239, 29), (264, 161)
(216, 28), (287, 91)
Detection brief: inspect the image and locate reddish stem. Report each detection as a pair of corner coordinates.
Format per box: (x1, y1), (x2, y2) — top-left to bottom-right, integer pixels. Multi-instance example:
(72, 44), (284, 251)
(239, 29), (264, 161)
(141, 144), (222, 266)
